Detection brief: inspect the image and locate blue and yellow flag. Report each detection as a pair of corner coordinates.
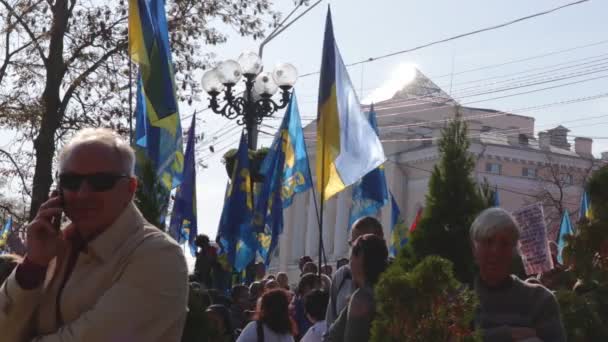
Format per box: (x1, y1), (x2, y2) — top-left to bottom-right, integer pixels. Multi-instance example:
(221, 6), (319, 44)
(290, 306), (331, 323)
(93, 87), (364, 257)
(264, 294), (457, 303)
(130, 0), (183, 190)
(557, 209), (574, 264)
(254, 93), (313, 265)
(348, 106), (388, 229)
(316, 8), (385, 201)
(0, 217), (12, 250)
(217, 133), (257, 272)
(493, 185), (500, 207)
(579, 191), (591, 221)
(168, 114), (198, 256)
(389, 194), (408, 257)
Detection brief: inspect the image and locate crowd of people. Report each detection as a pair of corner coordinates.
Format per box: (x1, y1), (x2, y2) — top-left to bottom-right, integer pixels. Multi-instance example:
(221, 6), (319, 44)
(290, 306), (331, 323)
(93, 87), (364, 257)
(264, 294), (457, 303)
(0, 128), (573, 341)
(179, 216), (391, 342)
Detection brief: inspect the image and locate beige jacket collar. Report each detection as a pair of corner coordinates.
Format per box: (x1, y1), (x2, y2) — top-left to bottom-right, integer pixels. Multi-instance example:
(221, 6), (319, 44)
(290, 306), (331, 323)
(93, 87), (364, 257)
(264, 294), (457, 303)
(84, 202), (145, 263)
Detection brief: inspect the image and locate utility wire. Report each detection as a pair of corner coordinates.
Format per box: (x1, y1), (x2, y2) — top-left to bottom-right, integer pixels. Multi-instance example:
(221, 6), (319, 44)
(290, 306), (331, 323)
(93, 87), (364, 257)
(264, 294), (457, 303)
(299, 0), (592, 78)
(294, 52), (608, 100)
(300, 92), (608, 134)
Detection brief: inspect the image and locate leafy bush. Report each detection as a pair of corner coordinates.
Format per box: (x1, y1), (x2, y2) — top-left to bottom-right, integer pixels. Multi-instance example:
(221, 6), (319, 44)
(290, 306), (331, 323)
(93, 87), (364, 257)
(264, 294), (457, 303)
(371, 256), (480, 342)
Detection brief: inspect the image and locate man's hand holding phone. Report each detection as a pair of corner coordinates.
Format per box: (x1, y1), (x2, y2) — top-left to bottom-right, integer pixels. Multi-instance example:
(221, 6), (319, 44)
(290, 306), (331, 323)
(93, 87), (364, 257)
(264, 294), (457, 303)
(26, 191), (64, 267)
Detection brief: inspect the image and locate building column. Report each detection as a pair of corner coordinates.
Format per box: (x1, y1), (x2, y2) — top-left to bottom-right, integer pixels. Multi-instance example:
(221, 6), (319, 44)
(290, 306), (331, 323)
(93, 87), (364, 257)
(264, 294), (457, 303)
(322, 196), (337, 262)
(333, 190), (350, 261)
(279, 202), (295, 271)
(305, 190), (319, 258)
(289, 192), (308, 266)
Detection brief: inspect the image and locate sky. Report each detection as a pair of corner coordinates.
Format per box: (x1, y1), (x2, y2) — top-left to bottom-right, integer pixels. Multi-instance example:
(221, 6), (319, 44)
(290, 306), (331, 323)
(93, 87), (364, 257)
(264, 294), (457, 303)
(181, 0), (608, 239)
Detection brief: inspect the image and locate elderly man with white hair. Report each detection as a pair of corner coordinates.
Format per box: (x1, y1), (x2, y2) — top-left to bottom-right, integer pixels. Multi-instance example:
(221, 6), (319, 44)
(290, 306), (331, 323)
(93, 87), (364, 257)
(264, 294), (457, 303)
(471, 207), (566, 342)
(0, 128), (188, 342)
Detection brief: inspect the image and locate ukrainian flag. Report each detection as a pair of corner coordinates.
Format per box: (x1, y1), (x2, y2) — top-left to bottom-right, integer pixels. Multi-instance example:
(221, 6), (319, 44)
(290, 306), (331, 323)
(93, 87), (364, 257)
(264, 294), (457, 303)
(316, 9), (385, 201)
(168, 114), (198, 256)
(389, 194), (408, 257)
(217, 133), (258, 272)
(0, 217), (12, 250)
(349, 105), (389, 229)
(254, 93), (313, 265)
(130, 0), (183, 190)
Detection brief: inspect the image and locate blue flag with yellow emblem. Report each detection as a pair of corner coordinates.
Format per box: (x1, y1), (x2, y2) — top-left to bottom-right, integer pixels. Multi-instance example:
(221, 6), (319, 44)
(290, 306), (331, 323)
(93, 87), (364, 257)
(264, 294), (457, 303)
(492, 185), (500, 207)
(168, 114), (198, 256)
(254, 93), (313, 265)
(557, 209), (574, 264)
(0, 217), (12, 251)
(348, 106), (388, 229)
(130, 0), (184, 191)
(217, 133), (258, 272)
(579, 191), (591, 221)
(389, 194), (409, 257)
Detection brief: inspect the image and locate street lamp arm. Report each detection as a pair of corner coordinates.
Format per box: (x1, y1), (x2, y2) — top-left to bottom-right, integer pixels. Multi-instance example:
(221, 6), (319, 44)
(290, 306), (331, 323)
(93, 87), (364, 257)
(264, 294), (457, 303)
(252, 92), (290, 125)
(208, 91), (246, 121)
(259, 0), (323, 57)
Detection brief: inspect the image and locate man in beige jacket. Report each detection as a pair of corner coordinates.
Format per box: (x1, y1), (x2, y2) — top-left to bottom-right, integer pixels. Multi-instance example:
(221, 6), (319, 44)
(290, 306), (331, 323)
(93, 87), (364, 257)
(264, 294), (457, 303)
(0, 128), (189, 341)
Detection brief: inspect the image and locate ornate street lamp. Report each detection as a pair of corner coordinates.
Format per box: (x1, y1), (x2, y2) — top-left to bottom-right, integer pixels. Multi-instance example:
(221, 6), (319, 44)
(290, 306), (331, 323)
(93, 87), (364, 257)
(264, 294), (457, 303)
(201, 51), (298, 149)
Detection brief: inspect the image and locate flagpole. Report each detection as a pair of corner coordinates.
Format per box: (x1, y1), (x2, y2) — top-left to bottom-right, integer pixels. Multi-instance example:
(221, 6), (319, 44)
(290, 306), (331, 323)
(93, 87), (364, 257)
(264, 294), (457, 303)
(317, 121), (327, 276)
(303, 146), (326, 270)
(128, 60), (133, 146)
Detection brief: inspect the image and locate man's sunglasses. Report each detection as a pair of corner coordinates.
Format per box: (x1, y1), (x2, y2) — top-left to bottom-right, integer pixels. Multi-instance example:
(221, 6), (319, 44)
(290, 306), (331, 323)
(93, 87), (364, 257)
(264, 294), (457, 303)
(59, 173), (129, 192)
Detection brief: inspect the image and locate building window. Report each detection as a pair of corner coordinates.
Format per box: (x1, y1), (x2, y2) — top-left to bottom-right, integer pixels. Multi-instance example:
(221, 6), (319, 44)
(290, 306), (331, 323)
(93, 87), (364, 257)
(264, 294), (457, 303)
(563, 174), (574, 185)
(522, 167), (537, 178)
(486, 163), (502, 175)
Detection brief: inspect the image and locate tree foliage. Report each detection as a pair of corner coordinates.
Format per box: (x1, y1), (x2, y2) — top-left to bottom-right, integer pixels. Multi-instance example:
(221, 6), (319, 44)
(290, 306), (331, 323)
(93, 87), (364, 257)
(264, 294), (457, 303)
(407, 116), (488, 284)
(134, 155), (170, 230)
(371, 256), (480, 342)
(0, 0), (283, 219)
(552, 165), (608, 341)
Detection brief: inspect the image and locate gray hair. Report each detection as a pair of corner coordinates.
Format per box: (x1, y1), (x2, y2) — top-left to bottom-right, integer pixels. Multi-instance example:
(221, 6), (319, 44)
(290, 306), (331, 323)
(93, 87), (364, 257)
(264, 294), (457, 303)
(58, 128), (135, 176)
(470, 207), (521, 243)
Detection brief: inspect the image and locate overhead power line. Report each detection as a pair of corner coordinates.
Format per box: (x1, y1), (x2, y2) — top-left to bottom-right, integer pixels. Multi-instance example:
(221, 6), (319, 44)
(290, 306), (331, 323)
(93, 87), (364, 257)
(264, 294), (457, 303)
(431, 39), (608, 80)
(294, 52), (608, 100)
(299, 0), (592, 78)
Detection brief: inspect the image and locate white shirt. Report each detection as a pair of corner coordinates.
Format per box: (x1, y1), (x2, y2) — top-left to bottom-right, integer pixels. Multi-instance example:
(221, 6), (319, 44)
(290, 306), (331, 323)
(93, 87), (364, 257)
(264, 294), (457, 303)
(301, 321), (327, 342)
(237, 321), (294, 342)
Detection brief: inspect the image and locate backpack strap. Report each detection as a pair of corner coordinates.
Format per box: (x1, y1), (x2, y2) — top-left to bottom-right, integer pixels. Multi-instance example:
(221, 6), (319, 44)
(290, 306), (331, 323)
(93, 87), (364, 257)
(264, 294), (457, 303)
(256, 320), (264, 342)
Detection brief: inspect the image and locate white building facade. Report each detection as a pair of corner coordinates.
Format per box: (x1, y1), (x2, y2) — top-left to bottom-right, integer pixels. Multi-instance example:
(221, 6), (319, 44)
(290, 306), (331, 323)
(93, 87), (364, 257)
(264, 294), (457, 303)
(269, 70), (606, 279)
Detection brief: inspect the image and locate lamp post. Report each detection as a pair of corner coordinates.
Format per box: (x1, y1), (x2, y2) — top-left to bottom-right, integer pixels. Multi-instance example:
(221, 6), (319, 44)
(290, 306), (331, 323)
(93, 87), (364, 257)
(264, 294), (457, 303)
(201, 51), (298, 150)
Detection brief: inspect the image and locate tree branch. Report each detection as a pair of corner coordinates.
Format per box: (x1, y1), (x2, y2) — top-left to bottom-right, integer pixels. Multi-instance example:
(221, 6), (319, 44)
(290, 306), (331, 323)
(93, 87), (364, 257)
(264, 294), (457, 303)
(0, 17), (12, 84)
(0, 148), (31, 197)
(67, 0), (77, 16)
(0, 0), (48, 65)
(59, 41), (127, 117)
(0, 203), (24, 221)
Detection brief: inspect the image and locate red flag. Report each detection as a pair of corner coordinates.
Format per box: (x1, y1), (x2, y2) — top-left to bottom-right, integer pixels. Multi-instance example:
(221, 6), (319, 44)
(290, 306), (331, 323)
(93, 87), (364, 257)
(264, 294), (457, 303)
(409, 207), (423, 232)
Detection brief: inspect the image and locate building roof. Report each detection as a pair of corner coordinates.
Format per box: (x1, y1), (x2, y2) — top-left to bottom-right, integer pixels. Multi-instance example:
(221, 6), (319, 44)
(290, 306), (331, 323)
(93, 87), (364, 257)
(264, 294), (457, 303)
(548, 125), (570, 132)
(479, 132), (581, 157)
(389, 69), (456, 103)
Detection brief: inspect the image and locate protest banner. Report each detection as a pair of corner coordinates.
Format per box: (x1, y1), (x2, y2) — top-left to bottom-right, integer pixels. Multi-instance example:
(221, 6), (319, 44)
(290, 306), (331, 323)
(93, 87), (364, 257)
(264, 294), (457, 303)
(513, 203), (554, 275)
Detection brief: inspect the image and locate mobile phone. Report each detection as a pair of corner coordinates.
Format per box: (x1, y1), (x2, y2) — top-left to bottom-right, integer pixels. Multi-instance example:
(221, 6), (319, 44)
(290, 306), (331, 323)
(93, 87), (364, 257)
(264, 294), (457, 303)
(50, 187), (64, 231)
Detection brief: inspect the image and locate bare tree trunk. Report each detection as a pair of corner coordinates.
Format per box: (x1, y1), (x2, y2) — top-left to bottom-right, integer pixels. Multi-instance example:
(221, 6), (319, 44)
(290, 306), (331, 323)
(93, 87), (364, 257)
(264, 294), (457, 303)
(29, 0), (70, 220)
